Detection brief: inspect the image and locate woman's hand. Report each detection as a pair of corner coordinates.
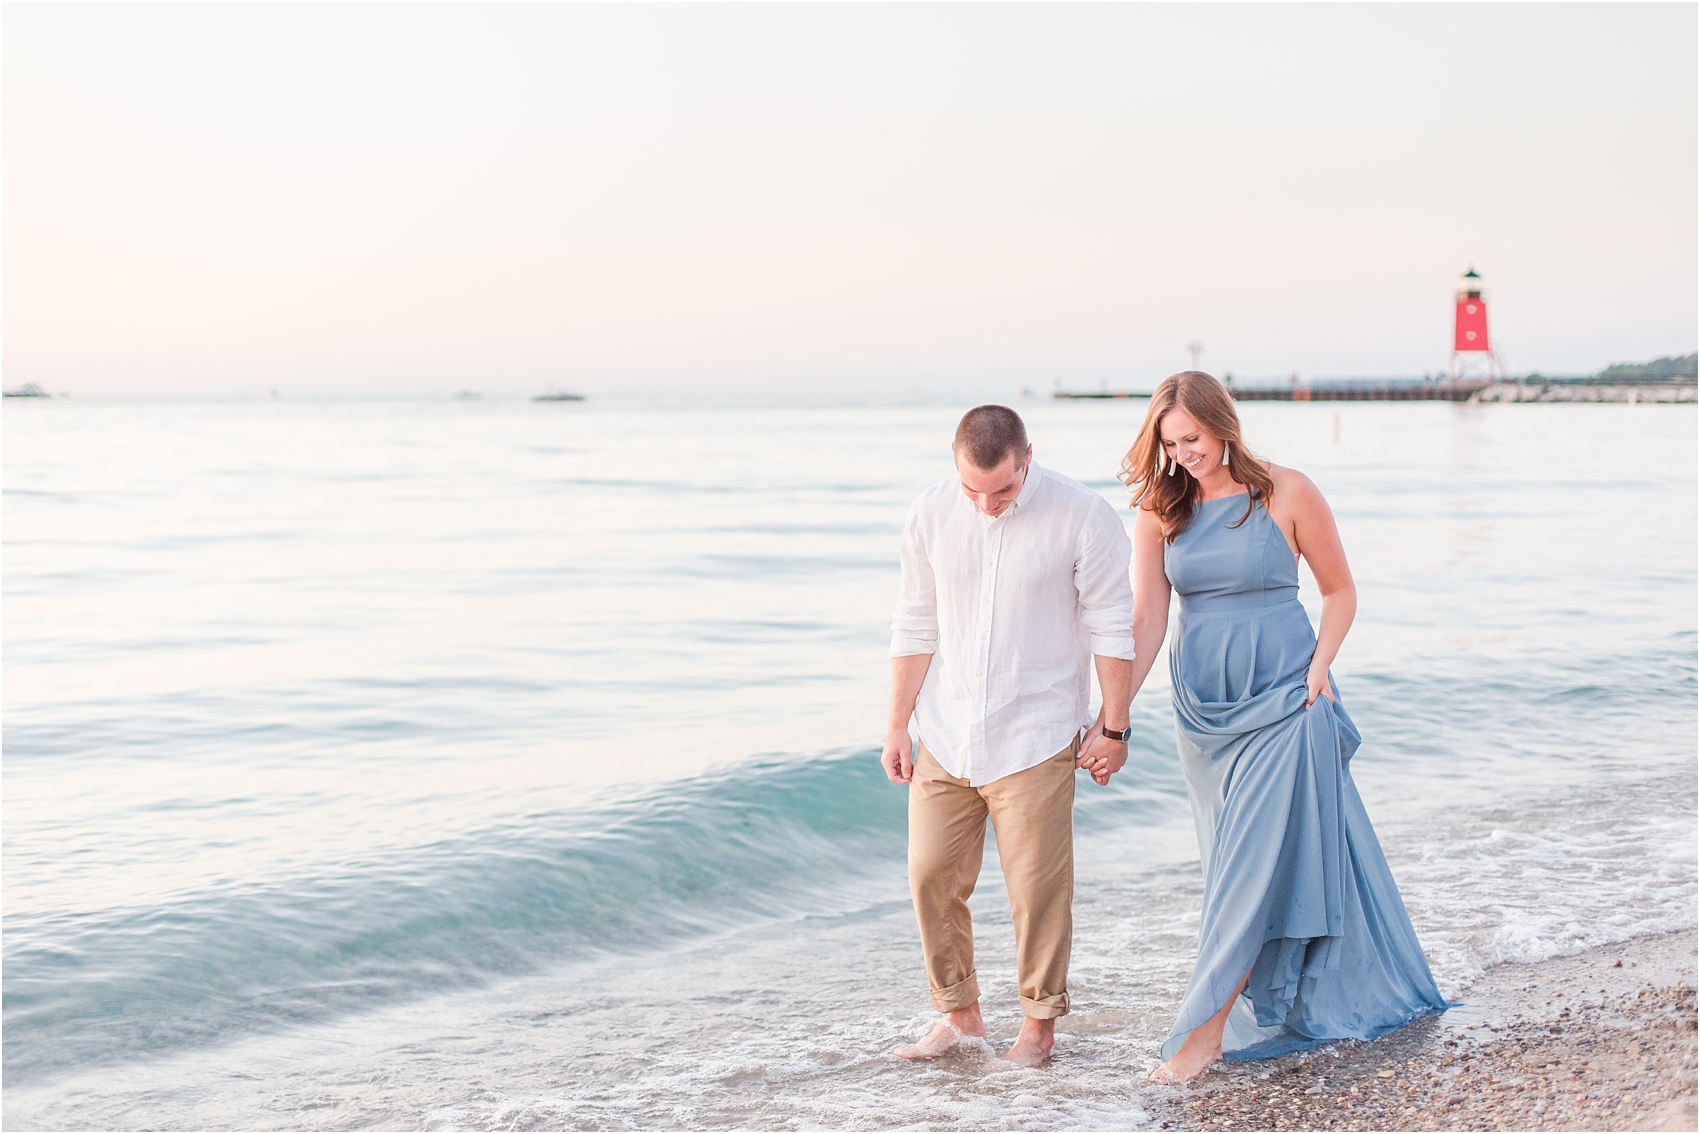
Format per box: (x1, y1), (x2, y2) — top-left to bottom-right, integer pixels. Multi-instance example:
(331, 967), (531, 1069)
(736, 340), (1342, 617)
(1077, 731), (1129, 786)
(1304, 662), (1334, 709)
(1272, 468), (1354, 713)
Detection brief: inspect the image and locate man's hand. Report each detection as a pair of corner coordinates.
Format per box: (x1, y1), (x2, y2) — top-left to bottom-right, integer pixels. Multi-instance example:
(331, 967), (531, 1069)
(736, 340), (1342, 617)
(882, 729), (916, 784)
(884, 655), (931, 784)
(1076, 728), (1129, 787)
(1080, 654), (1135, 786)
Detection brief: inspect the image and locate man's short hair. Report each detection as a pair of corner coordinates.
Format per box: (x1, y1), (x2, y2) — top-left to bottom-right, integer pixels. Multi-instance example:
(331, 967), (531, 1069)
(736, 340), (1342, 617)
(954, 405), (1030, 470)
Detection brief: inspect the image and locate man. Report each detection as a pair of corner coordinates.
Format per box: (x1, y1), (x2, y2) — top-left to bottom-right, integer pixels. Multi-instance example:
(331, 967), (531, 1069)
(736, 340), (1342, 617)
(883, 404), (1135, 1067)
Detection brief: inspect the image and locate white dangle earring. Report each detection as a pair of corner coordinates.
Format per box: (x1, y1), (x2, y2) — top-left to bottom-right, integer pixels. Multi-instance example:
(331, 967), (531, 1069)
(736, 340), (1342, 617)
(1165, 451), (1177, 476)
(1222, 443), (1231, 467)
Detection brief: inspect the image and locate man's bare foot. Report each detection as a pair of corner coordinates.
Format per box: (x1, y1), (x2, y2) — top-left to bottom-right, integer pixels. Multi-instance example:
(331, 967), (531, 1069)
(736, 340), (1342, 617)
(895, 1003), (986, 1061)
(1001, 1016), (1056, 1067)
(894, 1020), (963, 1060)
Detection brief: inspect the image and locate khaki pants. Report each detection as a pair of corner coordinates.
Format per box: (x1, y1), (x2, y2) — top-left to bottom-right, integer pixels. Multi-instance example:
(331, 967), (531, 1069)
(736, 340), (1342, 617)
(908, 736), (1078, 1019)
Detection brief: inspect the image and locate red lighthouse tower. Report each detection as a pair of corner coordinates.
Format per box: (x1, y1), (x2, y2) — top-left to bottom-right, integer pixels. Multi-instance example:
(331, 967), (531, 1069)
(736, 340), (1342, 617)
(1448, 266), (1507, 384)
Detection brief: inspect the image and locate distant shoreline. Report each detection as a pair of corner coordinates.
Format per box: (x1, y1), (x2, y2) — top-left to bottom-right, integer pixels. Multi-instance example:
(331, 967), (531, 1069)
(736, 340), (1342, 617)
(1474, 382), (1696, 404)
(1058, 353), (1699, 404)
(1053, 380), (1698, 404)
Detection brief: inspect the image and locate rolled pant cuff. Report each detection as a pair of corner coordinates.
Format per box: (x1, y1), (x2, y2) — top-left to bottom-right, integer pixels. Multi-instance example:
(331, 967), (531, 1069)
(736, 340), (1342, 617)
(930, 971), (981, 1014)
(1020, 992), (1069, 1019)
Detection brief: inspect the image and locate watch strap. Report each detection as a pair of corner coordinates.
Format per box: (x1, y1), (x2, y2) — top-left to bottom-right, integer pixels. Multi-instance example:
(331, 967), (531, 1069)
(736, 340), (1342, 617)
(1102, 724), (1132, 742)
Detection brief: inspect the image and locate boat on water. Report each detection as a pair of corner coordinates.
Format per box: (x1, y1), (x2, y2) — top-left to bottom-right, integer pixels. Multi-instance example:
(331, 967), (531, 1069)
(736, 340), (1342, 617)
(532, 388), (586, 402)
(4, 382), (49, 398)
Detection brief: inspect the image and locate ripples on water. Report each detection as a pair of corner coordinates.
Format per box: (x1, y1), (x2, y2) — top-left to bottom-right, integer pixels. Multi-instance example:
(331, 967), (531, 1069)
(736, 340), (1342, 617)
(4, 396), (1694, 1129)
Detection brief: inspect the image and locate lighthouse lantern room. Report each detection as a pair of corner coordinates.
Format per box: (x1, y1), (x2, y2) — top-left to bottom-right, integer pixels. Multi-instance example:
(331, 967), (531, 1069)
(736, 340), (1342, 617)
(1448, 265), (1507, 384)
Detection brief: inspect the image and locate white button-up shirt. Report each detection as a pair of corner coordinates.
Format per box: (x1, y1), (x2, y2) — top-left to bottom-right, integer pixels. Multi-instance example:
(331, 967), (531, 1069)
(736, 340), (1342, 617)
(890, 463), (1135, 786)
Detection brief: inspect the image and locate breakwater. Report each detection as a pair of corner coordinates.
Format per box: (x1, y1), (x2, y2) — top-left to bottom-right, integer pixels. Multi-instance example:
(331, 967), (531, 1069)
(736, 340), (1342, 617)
(1230, 382), (1486, 403)
(1473, 382), (1696, 404)
(1221, 380), (1695, 404)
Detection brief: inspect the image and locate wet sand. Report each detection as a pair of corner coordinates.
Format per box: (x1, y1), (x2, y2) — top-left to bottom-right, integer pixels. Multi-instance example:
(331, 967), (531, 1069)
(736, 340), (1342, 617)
(1148, 930), (1698, 1132)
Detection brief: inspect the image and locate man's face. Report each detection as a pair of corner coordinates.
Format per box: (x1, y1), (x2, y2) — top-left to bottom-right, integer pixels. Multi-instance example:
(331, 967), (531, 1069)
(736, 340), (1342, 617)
(954, 445), (1031, 517)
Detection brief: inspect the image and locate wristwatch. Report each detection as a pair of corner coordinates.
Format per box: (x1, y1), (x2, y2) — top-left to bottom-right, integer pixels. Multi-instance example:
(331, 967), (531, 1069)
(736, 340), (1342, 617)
(1102, 724), (1133, 743)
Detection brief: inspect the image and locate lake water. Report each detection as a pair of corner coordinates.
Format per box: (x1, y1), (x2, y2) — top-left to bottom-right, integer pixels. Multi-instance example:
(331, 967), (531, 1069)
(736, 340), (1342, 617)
(4, 394), (1695, 1129)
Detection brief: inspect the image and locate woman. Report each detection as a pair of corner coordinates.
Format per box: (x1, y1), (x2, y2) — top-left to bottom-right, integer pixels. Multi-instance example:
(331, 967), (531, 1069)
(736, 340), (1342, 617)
(1081, 372), (1448, 1081)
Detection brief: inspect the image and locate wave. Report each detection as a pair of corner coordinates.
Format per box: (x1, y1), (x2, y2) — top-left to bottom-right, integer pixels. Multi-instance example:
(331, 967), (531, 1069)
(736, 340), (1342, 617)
(2, 735), (1190, 1083)
(3, 748), (912, 1080)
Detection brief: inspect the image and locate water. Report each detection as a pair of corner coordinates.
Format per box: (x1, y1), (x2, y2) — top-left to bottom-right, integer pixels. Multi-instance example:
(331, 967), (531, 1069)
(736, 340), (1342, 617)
(4, 395), (1695, 1129)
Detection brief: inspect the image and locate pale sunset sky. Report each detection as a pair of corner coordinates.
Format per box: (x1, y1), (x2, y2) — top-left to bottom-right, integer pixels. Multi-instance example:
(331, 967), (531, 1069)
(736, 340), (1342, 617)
(4, 3), (1695, 398)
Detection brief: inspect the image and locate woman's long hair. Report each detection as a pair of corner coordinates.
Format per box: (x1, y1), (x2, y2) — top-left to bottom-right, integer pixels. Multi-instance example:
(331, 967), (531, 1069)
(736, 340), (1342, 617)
(1119, 371), (1274, 541)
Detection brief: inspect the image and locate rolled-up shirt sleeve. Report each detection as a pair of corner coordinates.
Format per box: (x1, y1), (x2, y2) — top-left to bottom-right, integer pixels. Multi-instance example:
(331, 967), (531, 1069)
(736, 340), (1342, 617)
(890, 501), (939, 657)
(1076, 500), (1136, 659)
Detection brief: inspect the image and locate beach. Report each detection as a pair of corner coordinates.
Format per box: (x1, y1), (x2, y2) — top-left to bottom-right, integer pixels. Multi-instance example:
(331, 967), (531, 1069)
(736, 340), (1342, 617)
(4, 397), (1694, 1129)
(5, 1), (1696, 1126)
(1152, 929), (1698, 1132)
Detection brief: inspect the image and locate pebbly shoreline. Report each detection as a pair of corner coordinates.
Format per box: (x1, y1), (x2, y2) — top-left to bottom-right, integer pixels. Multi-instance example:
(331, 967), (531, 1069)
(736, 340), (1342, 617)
(1147, 930), (1698, 1132)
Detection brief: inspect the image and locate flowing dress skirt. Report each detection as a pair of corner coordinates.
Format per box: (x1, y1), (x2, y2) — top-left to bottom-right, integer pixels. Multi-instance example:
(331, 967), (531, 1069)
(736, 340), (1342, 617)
(1162, 504), (1449, 1060)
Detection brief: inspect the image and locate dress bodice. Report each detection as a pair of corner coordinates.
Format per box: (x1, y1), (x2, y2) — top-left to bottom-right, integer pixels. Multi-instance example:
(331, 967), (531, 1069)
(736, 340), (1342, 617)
(1164, 493), (1298, 613)
(1163, 490), (1315, 711)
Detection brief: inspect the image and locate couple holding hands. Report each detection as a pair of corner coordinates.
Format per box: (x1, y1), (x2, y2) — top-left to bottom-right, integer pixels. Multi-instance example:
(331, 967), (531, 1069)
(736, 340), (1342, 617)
(881, 372), (1447, 1079)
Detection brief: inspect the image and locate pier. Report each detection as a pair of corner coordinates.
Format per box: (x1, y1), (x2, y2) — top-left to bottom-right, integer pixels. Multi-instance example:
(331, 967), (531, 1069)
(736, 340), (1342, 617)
(1228, 380), (1489, 402)
(1052, 380), (1489, 402)
(1051, 352), (1696, 405)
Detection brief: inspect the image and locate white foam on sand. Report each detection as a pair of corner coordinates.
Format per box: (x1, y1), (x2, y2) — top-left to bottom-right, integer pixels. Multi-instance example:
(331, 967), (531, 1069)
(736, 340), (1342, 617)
(1384, 769), (1698, 993)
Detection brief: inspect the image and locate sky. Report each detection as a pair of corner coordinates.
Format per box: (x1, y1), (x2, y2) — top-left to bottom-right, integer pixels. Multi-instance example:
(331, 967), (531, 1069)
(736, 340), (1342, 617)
(4, 3), (1696, 399)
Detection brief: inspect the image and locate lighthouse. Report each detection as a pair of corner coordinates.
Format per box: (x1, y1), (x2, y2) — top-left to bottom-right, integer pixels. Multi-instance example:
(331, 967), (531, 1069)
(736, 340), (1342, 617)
(1448, 266), (1507, 384)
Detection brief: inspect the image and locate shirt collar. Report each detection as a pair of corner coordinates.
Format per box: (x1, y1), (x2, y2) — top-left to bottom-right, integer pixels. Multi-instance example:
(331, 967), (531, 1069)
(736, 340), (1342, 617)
(981, 462), (1041, 525)
(1013, 462), (1042, 510)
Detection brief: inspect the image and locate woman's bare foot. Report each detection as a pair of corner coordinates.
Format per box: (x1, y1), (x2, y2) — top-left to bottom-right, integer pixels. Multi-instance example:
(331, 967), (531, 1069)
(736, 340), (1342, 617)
(1150, 1039), (1221, 1082)
(895, 1003), (986, 1060)
(1151, 970), (1250, 1081)
(1001, 1016), (1056, 1067)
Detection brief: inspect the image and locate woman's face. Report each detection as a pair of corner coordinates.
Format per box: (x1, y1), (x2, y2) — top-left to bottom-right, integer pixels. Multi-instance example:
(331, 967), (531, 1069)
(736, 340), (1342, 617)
(1158, 407), (1222, 477)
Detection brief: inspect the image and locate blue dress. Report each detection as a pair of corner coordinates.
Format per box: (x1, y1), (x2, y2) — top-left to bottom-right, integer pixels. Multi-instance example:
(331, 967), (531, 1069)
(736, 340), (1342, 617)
(1161, 493), (1448, 1061)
